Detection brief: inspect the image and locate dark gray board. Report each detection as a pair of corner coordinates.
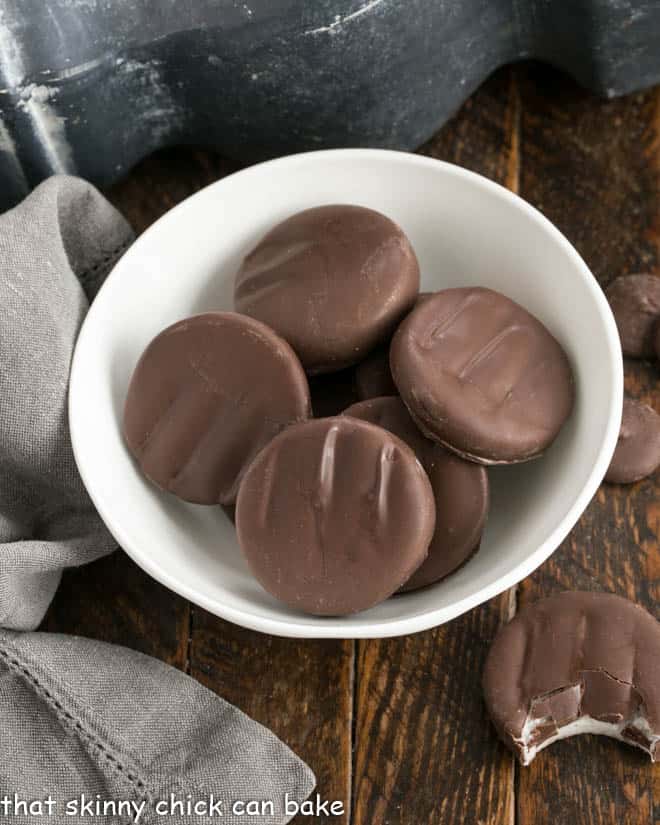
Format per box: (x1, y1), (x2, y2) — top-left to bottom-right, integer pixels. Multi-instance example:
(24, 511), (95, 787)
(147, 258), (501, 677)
(1, 0), (659, 210)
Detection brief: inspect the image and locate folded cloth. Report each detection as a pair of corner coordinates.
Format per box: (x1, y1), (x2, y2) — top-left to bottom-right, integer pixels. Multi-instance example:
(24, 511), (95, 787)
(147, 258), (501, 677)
(0, 177), (315, 823)
(0, 176), (126, 630)
(0, 630), (314, 824)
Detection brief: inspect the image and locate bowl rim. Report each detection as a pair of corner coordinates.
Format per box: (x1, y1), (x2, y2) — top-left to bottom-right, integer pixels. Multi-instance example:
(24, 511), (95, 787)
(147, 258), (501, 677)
(69, 148), (623, 639)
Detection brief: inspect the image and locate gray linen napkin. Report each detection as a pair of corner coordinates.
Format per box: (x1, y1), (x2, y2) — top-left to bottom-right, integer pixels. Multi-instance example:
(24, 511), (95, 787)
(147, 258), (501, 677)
(0, 176), (315, 823)
(0, 175), (127, 630)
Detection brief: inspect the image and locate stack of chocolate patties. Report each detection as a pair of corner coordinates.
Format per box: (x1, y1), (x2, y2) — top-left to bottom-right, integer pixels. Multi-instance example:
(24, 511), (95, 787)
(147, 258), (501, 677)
(124, 205), (575, 617)
(603, 274), (660, 483)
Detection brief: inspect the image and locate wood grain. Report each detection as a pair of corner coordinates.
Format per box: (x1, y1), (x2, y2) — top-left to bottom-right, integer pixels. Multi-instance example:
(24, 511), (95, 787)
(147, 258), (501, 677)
(191, 612), (353, 825)
(516, 62), (660, 825)
(42, 551), (190, 668)
(352, 67), (520, 825)
(106, 148), (242, 234)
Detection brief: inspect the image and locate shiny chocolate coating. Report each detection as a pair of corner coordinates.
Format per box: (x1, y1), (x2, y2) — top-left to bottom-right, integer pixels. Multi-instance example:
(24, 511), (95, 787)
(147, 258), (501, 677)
(605, 397), (660, 484)
(605, 274), (660, 359)
(236, 417), (435, 616)
(124, 312), (311, 505)
(483, 591), (660, 764)
(234, 205), (420, 374)
(343, 397), (488, 591)
(390, 287), (574, 464)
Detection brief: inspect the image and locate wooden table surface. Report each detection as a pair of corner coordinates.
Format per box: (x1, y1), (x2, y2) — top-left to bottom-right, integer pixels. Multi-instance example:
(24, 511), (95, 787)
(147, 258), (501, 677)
(43, 62), (659, 825)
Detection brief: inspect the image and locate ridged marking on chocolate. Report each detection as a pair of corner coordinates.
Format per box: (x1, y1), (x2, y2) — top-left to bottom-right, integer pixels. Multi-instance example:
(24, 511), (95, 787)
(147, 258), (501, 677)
(133, 389), (188, 455)
(190, 353), (305, 427)
(418, 291), (481, 349)
(318, 423), (339, 504)
(573, 612), (588, 670)
(178, 399), (285, 503)
(457, 323), (524, 381)
(359, 235), (403, 290)
(423, 324), (563, 425)
(311, 423), (340, 577)
(138, 385), (216, 481)
(376, 444), (395, 528)
(306, 428), (401, 569)
(235, 240), (315, 302)
(517, 619), (534, 711)
(257, 444), (279, 529)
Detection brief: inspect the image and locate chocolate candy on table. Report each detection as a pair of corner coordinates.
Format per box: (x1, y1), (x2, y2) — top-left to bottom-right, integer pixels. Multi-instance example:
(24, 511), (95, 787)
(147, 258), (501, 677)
(343, 397), (489, 591)
(234, 205), (420, 375)
(235, 417), (435, 616)
(354, 293), (433, 401)
(124, 312), (311, 505)
(605, 273), (660, 358)
(483, 591), (660, 764)
(390, 287), (575, 464)
(655, 321), (660, 361)
(605, 397), (660, 484)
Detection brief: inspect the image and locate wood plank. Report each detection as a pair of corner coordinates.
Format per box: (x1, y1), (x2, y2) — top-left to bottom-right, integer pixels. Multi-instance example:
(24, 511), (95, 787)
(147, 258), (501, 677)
(191, 611), (353, 825)
(42, 552), (190, 668)
(516, 62), (659, 825)
(352, 67), (520, 825)
(106, 147), (242, 234)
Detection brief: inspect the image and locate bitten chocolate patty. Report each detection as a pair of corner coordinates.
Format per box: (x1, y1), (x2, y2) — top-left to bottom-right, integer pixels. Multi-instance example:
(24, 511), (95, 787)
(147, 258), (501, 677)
(483, 591), (660, 764)
(605, 397), (660, 484)
(235, 417), (435, 616)
(234, 205), (420, 374)
(390, 287), (574, 464)
(343, 397), (488, 591)
(124, 312), (311, 505)
(605, 274), (660, 358)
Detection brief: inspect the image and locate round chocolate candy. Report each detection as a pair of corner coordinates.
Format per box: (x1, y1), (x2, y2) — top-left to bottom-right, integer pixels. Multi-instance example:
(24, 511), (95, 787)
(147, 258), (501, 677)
(234, 205), (420, 374)
(605, 274), (660, 359)
(483, 591), (660, 765)
(354, 293), (433, 401)
(124, 312), (311, 505)
(390, 287), (575, 464)
(235, 417), (435, 616)
(343, 397), (488, 591)
(605, 397), (660, 484)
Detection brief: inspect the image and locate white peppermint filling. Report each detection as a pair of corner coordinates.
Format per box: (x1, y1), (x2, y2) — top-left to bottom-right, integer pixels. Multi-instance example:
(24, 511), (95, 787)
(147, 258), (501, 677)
(516, 710), (659, 765)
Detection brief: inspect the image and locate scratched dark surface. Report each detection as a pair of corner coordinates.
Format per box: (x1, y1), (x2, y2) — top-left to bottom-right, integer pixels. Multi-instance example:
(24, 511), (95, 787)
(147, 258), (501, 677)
(43, 62), (659, 825)
(2, 0), (660, 212)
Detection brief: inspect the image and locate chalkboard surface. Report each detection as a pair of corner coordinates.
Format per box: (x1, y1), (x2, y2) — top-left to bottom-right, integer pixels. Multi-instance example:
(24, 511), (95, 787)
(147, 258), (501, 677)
(1, 0), (659, 210)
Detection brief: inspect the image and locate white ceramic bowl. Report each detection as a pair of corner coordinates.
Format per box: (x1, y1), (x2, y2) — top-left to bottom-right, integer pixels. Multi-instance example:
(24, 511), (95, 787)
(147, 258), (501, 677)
(69, 149), (623, 638)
